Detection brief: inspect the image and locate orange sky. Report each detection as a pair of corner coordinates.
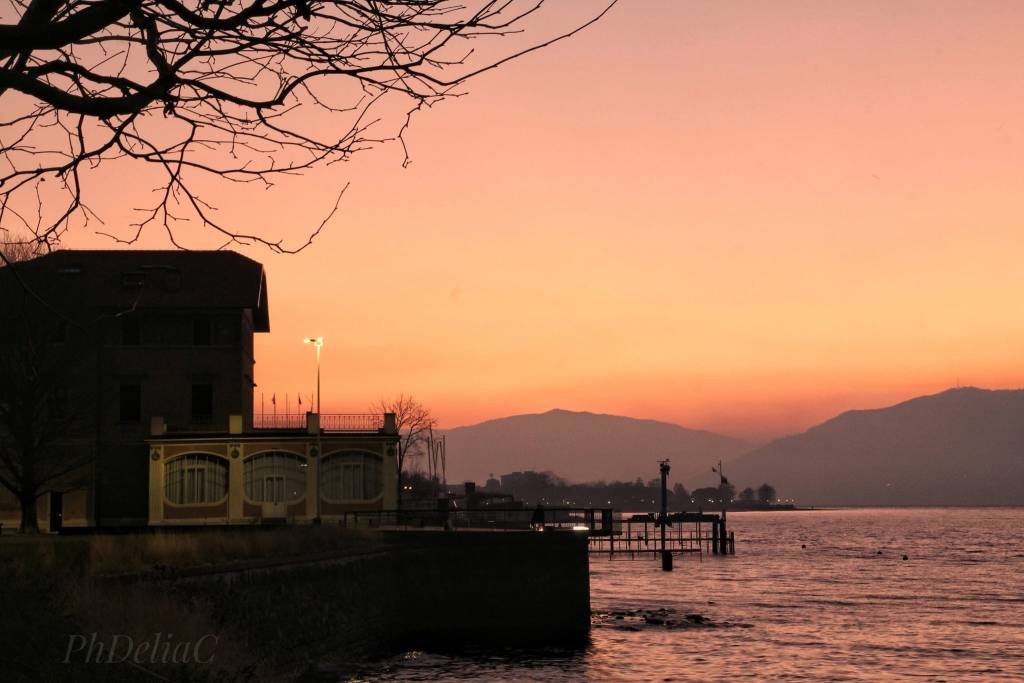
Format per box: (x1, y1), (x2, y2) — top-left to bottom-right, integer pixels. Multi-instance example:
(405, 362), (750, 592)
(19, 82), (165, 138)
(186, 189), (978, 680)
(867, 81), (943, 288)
(59, 1), (1024, 441)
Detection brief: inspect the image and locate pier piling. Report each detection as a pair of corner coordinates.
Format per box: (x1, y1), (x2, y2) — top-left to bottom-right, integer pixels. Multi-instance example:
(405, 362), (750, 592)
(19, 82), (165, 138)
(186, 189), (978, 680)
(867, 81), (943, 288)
(659, 459), (673, 571)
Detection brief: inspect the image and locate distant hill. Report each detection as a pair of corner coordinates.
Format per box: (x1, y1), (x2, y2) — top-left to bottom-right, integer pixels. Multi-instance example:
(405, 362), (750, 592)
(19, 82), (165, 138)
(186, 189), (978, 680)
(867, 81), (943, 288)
(693, 388), (1024, 506)
(442, 409), (748, 485)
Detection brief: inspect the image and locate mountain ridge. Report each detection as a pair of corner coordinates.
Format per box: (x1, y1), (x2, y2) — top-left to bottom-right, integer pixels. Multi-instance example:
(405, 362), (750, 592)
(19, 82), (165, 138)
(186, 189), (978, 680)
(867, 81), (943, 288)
(442, 408), (749, 485)
(693, 387), (1024, 505)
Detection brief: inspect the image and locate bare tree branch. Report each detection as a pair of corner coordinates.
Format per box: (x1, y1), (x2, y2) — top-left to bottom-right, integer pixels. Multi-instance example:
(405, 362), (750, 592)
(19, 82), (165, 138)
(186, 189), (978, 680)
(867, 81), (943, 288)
(0, 0), (617, 252)
(371, 393), (435, 503)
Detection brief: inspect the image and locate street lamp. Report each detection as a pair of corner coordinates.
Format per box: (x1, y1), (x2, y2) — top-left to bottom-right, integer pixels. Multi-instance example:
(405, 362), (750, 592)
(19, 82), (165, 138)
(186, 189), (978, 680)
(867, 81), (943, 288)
(303, 336), (323, 524)
(303, 336), (323, 414)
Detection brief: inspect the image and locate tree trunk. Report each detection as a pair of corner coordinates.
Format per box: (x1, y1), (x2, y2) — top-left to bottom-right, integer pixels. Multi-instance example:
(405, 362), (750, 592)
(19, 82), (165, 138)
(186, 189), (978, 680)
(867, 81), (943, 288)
(19, 492), (39, 534)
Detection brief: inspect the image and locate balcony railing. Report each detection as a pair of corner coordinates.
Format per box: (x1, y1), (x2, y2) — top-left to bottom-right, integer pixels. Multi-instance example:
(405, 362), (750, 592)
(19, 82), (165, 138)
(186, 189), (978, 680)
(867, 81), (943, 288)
(253, 413), (307, 429)
(320, 413), (385, 431)
(252, 413), (385, 432)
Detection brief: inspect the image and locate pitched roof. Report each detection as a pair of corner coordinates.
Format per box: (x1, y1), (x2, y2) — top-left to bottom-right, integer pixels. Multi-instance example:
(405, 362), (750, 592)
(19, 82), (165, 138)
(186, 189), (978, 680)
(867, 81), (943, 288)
(0, 250), (270, 331)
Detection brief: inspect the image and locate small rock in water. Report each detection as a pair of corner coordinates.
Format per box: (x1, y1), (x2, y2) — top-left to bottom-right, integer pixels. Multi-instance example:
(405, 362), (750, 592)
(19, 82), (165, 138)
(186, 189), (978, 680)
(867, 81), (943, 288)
(801, 544), (806, 549)
(877, 550), (883, 555)
(902, 554), (909, 561)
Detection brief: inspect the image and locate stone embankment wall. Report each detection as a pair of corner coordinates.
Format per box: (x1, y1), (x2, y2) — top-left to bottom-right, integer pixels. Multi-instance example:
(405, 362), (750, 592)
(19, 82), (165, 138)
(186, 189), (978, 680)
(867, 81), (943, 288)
(158, 531), (590, 675)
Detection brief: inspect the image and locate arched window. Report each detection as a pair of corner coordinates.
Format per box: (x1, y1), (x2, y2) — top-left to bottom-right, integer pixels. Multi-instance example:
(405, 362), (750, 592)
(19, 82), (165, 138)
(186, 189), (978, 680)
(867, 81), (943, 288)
(244, 451), (307, 503)
(165, 454), (228, 504)
(321, 451), (383, 502)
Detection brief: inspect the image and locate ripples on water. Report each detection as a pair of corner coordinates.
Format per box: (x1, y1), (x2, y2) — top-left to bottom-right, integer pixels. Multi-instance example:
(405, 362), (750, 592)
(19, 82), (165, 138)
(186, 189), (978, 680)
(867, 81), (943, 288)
(345, 508), (1024, 681)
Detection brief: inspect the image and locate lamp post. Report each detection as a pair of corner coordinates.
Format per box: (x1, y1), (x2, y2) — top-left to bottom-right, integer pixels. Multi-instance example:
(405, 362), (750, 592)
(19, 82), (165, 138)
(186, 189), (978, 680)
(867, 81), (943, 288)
(303, 336), (323, 523)
(303, 336), (323, 414)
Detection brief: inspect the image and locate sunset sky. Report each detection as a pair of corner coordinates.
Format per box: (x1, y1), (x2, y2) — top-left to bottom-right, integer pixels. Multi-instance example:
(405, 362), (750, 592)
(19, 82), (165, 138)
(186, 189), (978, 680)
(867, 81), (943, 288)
(61, 1), (1024, 442)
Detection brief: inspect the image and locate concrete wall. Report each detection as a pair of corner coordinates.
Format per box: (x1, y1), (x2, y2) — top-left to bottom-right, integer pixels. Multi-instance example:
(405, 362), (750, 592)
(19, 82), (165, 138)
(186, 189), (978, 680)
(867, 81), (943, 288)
(152, 531), (590, 672)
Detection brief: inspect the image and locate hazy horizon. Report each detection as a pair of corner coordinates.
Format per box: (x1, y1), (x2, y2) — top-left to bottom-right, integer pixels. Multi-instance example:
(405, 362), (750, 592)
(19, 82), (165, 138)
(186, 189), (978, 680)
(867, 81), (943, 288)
(418, 384), (1022, 444)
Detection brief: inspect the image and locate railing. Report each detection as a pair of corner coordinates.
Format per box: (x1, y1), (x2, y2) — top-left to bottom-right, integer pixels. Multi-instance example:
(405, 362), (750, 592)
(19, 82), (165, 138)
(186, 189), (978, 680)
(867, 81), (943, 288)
(589, 512), (734, 556)
(321, 413), (384, 431)
(338, 507), (615, 533)
(252, 413), (385, 431)
(336, 508), (736, 555)
(252, 414), (307, 429)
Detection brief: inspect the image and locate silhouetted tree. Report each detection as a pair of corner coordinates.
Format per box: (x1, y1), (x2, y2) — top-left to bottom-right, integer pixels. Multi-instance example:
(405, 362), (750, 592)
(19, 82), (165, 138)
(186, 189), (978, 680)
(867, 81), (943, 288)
(757, 483), (776, 504)
(672, 482), (689, 501)
(738, 487), (755, 502)
(399, 468), (438, 501)
(1, 232), (47, 265)
(371, 394), (434, 503)
(0, 315), (90, 533)
(0, 0), (617, 251)
(691, 486), (721, 506)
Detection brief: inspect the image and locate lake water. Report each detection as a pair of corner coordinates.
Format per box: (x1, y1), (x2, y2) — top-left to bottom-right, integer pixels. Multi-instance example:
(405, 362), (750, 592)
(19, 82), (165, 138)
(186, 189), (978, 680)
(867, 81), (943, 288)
(348, 508), (1024, 681)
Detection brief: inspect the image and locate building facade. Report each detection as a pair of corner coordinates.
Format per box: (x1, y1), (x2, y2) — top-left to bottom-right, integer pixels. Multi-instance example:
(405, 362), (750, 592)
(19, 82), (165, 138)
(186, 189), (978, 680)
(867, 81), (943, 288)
(0, 250), (397, 530)
(147, 413), (398, 525)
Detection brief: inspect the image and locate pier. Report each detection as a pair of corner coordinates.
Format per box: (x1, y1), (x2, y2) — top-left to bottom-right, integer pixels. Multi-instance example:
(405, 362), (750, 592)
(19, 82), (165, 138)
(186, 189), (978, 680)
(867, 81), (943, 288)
(337, 506), (736, 558)
(589, 511), (735, 557)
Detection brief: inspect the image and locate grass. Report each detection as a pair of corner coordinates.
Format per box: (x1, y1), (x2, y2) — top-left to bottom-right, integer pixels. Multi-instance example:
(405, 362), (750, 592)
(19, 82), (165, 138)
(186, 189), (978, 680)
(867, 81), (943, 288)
(0, 525), (384, 574)
(0, 527), (387, 681)
(84, 526), (384, 576)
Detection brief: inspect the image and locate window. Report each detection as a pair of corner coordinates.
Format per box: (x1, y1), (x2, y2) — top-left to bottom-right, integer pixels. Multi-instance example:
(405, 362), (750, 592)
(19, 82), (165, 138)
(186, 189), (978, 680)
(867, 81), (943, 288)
(193, 318), (211, 346)
(191, 384), (213, 423)
(119, 383), (141, 422)
(122, 317), (141, 345)
(244, 452), (307, 503)
(164, 454), (228, 504)
(321, 452), (383, 502)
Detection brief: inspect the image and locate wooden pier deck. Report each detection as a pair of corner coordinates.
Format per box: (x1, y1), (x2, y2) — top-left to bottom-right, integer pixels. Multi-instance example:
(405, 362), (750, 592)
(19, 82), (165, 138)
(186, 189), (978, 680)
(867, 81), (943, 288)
(587, 512), (736, 557)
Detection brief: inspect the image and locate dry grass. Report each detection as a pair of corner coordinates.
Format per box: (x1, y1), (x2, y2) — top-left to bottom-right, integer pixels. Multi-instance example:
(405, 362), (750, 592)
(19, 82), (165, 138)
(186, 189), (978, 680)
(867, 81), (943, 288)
(86, 526), (383, 576)
(66, 581), (248, 675)
(0, 527), (386, 681)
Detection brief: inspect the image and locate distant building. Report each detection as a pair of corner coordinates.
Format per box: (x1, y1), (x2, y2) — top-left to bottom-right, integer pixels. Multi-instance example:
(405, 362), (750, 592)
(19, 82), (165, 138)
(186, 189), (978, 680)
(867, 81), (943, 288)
(0, 250), (397, 530)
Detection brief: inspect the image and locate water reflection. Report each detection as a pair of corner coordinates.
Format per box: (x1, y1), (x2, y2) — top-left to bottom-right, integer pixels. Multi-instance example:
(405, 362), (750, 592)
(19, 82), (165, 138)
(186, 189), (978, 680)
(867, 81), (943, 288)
(342, 509), (1024, 682)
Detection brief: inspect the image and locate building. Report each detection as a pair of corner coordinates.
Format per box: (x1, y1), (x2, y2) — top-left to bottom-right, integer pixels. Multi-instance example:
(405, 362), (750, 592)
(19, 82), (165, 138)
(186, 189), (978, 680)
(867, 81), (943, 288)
(0, 250), (397, 531)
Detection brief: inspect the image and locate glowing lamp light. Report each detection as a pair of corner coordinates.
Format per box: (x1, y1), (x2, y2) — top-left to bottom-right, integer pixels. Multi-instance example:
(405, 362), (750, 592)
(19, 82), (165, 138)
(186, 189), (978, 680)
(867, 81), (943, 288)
(572, 525), (590, 532)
